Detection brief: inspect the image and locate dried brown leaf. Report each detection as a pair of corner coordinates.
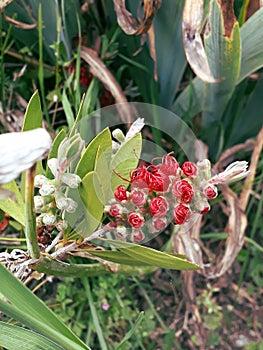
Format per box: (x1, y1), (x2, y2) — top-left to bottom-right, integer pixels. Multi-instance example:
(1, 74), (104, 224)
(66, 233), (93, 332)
(211, 185), (247, 278)
(182, 0), (217, 83)
(239, 126), (263, 211)
(0, 0), (12, 11)
(147, 24), (158, 80)
(113, 0), (162, 35)
(80, 46), (132, 123)
(218, 0), (236, 38)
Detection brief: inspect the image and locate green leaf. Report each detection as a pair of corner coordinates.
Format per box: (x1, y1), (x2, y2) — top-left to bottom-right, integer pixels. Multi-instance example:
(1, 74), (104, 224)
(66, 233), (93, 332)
(76, 128), (112, 178)
(46, 129), (67, 178)
(62, 89), (75, 130)
(86, 248), (188, 266)
(81, 78), (100, 117)
(238, 7), (263, 83)
(203, 0), (241, 127)
(78, 171), (104, 237)
(111, 134), (142, 190)
(172, 77), (204, 121)
(0, 322), (64, 350)
(115, 312), (145, 350)
(22, 90), (43, 131)
(94, 146), (112, 204)
(154, 0), (186, 108)
(0, 181), (25, 226)
(35, 257), (156, 277)
(0, 264), (91, 350)
(21, 90), (45, 191)
(86, 249), (152, 266)
(102, 239), (202, 270)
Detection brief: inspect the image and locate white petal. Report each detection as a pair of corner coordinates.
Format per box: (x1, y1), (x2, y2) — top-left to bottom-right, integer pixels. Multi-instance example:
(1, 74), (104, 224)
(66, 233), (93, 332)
(0, 128), (52, 184)
(125, 118), (145, 140)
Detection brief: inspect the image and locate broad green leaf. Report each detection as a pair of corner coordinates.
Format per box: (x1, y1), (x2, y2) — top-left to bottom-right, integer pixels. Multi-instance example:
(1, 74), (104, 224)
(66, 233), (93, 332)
(0, 322), (64, 350)
(94, 146), (112, 203)
(78, 171), (104, 237)
(154, 0), (187, 108)
(0, 300), (89, 350)
(102, 239), (201, 270)
(0, 181), (24, 226)
(76, 128), (112, 178)
(46, 129), (66, 178)
(35, 257), (156, 277)
(0, 264), (91, 350)
(111, 134), (142, 190)
(86, 249), (152, 266)
(22, 90), (42, 131)
(203, 0), (241, 127)
(238, 7), (263, 83)
(21, 90), (45, 183)
(86, 248), (188, 266)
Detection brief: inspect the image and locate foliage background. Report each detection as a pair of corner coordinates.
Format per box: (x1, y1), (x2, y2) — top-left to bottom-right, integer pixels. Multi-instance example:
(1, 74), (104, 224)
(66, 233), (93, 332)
(0, 0), (262, 349)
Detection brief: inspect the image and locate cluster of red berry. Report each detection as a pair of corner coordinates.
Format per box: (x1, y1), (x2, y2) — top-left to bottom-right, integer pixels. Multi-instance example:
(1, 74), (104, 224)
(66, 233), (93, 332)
(104, 153), (218, 242)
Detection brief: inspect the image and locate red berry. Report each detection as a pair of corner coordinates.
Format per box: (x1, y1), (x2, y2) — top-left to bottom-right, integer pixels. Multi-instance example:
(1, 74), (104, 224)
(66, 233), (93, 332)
(149, 196), (169, 217)
(114, 185), (128, 201)
(173, 204), (191, 225)
(152, 217), (167, 231)
(109, 204), (122, 217)
(132, 229), (145, 242)
(200, 206), (210, 214)
(172, 180), (194, 204)
(130, 188), (147, 207)
(181, 161), (197, 178)
(204, 185), (218, 199)
(128, 212), (145, 228)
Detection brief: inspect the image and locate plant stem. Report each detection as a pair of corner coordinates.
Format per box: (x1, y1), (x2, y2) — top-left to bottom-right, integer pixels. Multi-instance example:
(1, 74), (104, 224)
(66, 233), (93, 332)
(24, 165), (40, 260)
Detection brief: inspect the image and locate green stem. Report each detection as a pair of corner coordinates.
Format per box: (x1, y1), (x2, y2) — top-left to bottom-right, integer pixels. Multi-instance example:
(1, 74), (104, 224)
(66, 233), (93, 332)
(24, 165), (40, 260)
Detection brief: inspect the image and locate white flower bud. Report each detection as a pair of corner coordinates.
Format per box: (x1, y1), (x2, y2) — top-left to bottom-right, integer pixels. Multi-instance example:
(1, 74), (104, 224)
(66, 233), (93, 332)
(125, 118), (145, 140)
(56, 220), (68, 231)
(34, 196), (46, 210)
(36, 216), (43, 228)
(112, 128), (125, 142)
(112, 141), (120, 154)
(57, 134), (85, 165)
(0, 128), (52, 184)
(197, 159), (211, 180)
(55, 192), (69, 210)
(42, 213), (57, 226)
(34, 174), (48, 188)
(62, 173), (81, 188)
(209, 161), (249, 185)
(47, 158), (58, 178)
(39, 182), (56, 196)
(116, 225), (127, 239)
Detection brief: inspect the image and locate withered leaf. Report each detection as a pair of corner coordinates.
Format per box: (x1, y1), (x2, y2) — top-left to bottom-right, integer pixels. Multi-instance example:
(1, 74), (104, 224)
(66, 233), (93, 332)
(113, 0), (162, 35)
(0, 0), (12, 11)
(182, 0), (217, 83)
